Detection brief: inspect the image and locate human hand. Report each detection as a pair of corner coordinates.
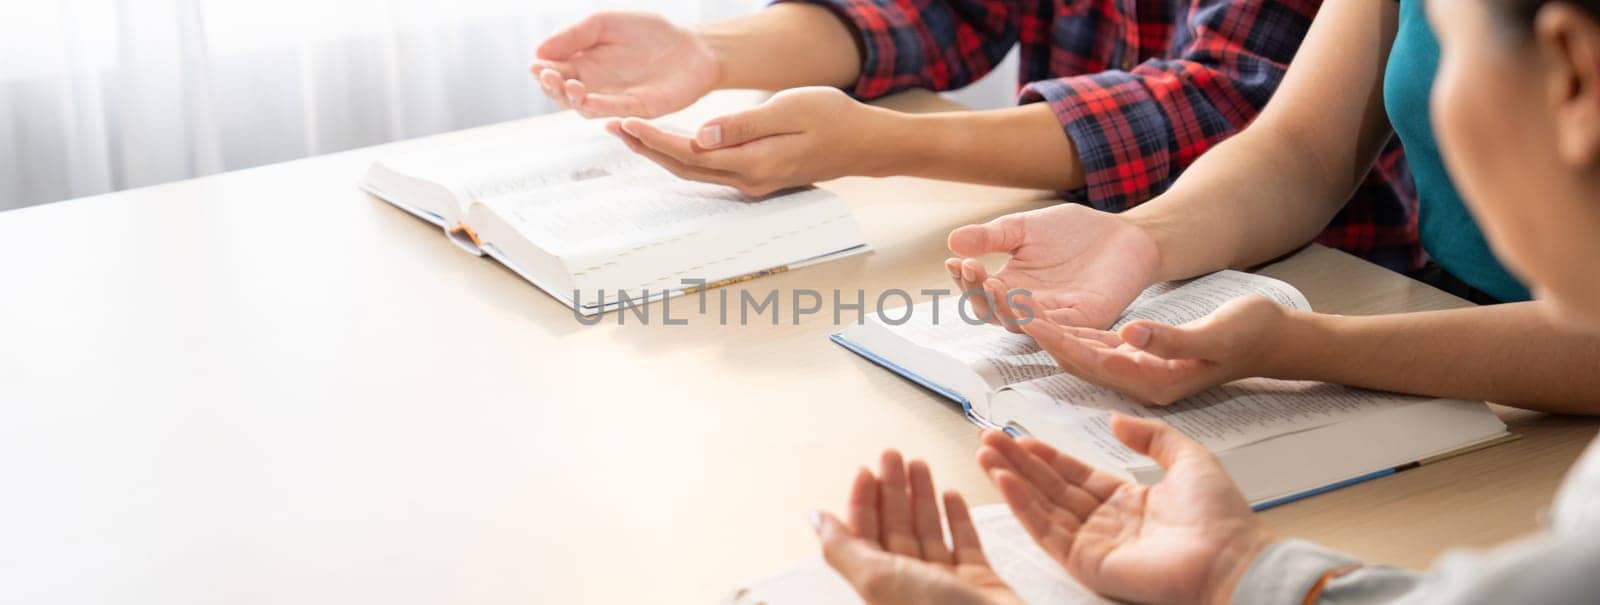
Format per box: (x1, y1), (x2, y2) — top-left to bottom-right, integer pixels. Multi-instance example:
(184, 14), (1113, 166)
(815, 450), (1024, 605)
(605, 86), (896, 197)
(1018, 295), (1291, 405)
(531, 12), (719, 118)
(976, 417), (1273, 605)
(946, 204), (1161, 332)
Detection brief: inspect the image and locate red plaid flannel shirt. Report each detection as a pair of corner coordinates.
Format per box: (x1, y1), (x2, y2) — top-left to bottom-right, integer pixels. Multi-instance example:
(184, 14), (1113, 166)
(780, 0), (1421, 269)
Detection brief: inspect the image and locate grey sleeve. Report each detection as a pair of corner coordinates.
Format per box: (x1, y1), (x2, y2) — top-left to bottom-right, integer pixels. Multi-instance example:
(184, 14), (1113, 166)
(1232, 533), (1600, 604)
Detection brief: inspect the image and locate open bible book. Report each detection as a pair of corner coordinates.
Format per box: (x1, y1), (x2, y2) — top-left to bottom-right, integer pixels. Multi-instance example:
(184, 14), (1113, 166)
(361, 112), (869, 315)
(726, 505), (1111, 605)
(832, 271), (1511, 507)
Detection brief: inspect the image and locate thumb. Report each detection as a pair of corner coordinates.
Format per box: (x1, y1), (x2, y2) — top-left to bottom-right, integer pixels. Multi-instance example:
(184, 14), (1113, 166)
(1118, 320), (1223, 360)
(948, 214), (1026, 257)
(814, 511), (885, 589)
(537, 14), (605, 60)
(695, 103), (796, 149)
(1109, 414), (1202, 471)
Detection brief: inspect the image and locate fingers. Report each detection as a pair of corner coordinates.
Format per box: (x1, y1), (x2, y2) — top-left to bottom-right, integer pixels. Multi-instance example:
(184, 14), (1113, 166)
(947, 214), (1026, 257)
(958, 258), (988, 288)
(846, 466), (881, 546)
(1060, 325), (1125, 348)
(1019, 315), (1108, 378)
(1109, 414), (1205, 471)
(907, 460), (952, 565)
(563, 79), (588, 110)
(988, 467), (1064, 542)
(1119, 320), (1219, 361)
(535, 69), (644, 118)
(977, 431), (1102, 520)
(536, 68), (572, 107)
(536, 14), (605, 60)
(1020, 318), (1207, 404)
(530, 60), (572, 93)
(529, 59), (573, 80)
(815, 510), (890, 592)
(619, 117), (716, 157)
(955, 259), (997, 323)
(945, 258), (991, 321)
(610, 120), (791, 196)
(531, 14), (601, 110)
(984, 277), (1027, 332)
(696, 103), (803, 150)
(608, 121), (745, 185)
(1016, 437), (1124, 502)
(877, 450), (922, 558)
(944, 258), (965, 291)
(619, 118), (763, 175)
(942, 491), (988, 566)
(619, 118), (695, 157)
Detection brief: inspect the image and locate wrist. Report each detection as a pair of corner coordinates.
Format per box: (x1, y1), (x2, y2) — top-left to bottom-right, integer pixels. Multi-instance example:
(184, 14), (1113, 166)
(693, 27), (736, 91)
(1257, 309), (1335, 380)
(1121, 206), (1181, 283)
(1204, 528), (1277, 605)
(859, 107), (927, 178)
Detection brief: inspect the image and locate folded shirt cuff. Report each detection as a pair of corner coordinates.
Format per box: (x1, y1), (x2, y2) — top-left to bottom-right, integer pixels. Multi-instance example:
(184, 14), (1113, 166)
(1018, 74), (1174, 210)
(1232, 539), (1361, 604)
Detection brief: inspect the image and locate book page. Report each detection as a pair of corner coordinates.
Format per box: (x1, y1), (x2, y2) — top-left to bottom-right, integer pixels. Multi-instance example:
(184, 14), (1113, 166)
(375, 117), (651, 215)
(1001, 375), (1410, 463)
(725, 505), (1110, 605)
(1110, 270), (1311, 328)
(475, 163), (761, 258)
(879, 301), (1062, 391)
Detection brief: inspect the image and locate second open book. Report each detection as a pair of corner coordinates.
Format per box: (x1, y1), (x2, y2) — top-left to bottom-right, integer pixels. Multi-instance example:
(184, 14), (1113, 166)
(833, 270), (1511, 508)
(361, 111), (868, 316)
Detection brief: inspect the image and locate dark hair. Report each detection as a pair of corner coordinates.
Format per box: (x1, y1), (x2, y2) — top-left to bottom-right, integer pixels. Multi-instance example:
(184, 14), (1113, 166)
(1494, 0), (1600, 29)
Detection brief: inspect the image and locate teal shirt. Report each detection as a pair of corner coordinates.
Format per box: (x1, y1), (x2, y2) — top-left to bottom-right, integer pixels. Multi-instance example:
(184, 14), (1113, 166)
(1384, 0), (1531, 302)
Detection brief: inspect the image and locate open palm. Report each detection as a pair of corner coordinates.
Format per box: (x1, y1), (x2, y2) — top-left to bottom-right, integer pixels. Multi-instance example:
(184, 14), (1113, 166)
(1017, 296), (1289, 406)
(816, 451), (1023, 605)
(946, 204), (1160, 331)
(975, 417), (1272, 605)
(532, 12), (720, 118)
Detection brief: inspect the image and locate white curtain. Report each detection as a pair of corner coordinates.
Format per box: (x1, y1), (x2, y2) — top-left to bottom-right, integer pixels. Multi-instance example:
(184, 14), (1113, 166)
(0, 0), (768, 210)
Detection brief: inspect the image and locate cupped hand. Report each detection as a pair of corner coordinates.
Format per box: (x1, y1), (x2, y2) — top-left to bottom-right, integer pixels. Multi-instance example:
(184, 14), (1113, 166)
(605, 86), (892, 197)
(532, 12), (719, 118)
(816, 450), (1024, 605)
(1018, 295), (1290, 405)
(976, 417), (1273, 605)
(945, 204), (1161, 332)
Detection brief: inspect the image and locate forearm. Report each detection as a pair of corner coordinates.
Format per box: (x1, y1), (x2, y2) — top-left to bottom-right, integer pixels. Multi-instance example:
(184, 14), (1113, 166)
(1117, 1), (1402, 282)
(874, 103), (1085, 191)
(1123, 128), (1359, 282)
(1270, 301), (1600, 414)
(698, 4), (861, 91)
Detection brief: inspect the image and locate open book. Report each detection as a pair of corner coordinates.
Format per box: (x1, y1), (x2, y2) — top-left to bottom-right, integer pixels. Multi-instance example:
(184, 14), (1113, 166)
(362, 112), (869, 315)
(832, 271), (1511, 507)
(727, 505), (1111, 605)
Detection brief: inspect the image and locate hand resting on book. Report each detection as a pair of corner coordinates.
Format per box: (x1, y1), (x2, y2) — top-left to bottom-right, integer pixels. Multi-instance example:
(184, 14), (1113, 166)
(1017, 295), (1292, 406)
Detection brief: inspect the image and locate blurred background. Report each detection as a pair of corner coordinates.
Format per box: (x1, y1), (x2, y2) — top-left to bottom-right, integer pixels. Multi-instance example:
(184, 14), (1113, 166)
(0, 0), (1017, 211)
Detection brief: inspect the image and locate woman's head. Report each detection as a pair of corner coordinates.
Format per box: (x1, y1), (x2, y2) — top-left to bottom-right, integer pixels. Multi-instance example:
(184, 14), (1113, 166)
(1429, 0), (1600, 324)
